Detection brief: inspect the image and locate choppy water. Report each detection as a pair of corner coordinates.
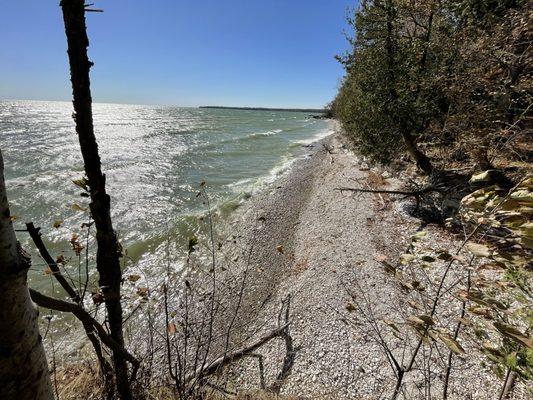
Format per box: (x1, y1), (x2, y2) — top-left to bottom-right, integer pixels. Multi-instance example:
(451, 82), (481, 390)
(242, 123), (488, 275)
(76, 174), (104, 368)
(0, 100), (331, 294)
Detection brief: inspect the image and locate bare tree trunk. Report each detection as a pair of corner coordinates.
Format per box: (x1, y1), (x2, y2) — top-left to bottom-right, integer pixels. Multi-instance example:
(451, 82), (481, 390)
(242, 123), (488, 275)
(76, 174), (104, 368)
(59, 1), (132, 398)
(0, 149), (54, 400)
(384, 0), (434, 175)
(402, 129), (434, 175)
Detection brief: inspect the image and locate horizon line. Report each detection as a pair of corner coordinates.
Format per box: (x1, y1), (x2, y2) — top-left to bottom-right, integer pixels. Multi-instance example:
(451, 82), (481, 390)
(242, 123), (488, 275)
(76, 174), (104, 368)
(0, 98), (326, 110)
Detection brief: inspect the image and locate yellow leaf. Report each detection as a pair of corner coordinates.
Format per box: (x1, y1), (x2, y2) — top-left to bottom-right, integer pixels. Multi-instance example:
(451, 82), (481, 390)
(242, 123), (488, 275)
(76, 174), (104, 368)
(470, 170), (491, 183)
(72, 178), (89, 191)
(72, 204), (87, 212)
(466, 242), (491, 258)
(400, 254), (416, 264)
(53, 220), (63, 229)
(412, 231), (427, 240)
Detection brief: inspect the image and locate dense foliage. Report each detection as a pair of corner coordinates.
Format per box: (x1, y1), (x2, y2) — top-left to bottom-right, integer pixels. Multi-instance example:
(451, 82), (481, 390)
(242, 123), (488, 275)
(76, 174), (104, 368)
(332, 1), (533, 393)
(333, 0), (532, 173)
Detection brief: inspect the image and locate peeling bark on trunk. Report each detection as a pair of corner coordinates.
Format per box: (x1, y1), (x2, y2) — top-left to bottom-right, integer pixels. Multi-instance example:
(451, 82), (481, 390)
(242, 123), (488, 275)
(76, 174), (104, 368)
(0, 150), (54, 400)
(59, 1), (132, 398)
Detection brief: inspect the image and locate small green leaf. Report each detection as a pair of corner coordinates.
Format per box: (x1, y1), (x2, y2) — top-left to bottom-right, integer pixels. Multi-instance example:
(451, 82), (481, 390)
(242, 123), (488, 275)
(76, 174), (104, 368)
(188, 235), (198, 255)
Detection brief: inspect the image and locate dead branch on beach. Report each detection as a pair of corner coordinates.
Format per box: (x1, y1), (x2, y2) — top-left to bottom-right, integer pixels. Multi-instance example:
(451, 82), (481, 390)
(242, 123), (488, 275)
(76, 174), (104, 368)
(337, 181), (531, 399)
(145, 187), (299, 399)
(335, 185), (441, 198)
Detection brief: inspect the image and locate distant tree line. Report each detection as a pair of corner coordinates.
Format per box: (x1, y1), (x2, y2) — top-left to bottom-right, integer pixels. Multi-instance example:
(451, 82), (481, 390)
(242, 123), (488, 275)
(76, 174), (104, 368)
(331, 0), (531, 174)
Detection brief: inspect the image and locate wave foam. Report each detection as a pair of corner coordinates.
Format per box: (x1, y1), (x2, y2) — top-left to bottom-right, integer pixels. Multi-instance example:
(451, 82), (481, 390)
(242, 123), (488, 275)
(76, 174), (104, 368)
(295, 129), (334, 145)
(248, 128), (283, 138)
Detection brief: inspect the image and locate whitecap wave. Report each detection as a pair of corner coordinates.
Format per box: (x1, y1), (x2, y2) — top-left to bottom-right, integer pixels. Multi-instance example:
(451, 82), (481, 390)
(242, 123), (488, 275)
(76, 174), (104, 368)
(248, 128), (283, 138)
(295, 129), (334, 145)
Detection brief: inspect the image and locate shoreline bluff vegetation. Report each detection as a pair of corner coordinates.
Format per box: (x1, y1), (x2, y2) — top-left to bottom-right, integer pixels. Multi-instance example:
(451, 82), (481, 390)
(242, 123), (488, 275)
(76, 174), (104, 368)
(0, 1), (530, 400)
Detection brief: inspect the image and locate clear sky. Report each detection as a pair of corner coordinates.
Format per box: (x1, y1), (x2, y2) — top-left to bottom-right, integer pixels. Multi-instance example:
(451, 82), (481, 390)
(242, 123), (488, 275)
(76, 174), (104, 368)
(0, 1), (355, 108)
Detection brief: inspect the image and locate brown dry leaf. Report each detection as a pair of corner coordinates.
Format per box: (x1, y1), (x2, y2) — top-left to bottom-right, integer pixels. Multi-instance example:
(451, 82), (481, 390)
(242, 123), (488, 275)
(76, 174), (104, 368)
(127, 274), (141, 283)
(292, 259), (309, 274)
(476, 263), (503, 271)
(137, 287), (149, 298)
(276, 245), (284, 254)
(457, 317), (473, 326)
(167, 322), (177, 335)
(407, 315), (435, 327)
(53, 220), (63, 229)
(493, 322), (533, 349)
(345, 303), (356, 312)
(383, 319), (401, 333)
(91, 291), (104, 305)
(70, 234), (84, 256)
(408, 300), (421, 309)
(438, 332), (465, 355)
(469, 306), (492, 318)
(374, 254), (388, 262)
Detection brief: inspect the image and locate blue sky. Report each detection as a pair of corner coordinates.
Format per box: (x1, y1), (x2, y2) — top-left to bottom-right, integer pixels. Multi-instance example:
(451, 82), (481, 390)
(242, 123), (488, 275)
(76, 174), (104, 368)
(0, 1), (355, 108)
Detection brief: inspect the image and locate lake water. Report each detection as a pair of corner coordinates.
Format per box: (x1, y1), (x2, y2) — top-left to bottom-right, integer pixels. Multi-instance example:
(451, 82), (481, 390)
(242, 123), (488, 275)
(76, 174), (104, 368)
(0, 100), (332, 296)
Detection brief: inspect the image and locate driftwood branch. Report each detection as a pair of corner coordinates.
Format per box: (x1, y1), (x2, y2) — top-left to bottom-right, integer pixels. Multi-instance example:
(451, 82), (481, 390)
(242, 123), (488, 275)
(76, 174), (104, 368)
(270, 295), (297, 393)
(335, 186), (440, 197)
(186, 322), (290, 385)
(247, 354), (267, 390)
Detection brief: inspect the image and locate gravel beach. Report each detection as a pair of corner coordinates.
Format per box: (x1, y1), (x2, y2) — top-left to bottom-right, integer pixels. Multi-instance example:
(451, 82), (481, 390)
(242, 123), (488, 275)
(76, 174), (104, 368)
(214, 126), (529, 399)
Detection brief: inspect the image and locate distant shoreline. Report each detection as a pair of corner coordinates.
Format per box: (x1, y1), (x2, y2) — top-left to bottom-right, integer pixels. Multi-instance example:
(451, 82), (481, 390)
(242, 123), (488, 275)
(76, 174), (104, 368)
(199, 105), (325, 113)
